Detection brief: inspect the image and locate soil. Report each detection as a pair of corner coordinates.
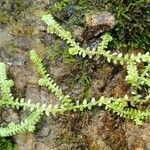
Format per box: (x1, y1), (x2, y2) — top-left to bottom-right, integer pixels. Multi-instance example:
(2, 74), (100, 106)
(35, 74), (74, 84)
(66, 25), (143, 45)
(0, 0), (150, 150)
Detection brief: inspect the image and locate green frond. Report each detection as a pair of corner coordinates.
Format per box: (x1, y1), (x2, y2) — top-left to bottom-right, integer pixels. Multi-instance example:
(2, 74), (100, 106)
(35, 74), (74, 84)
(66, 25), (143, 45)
(30, 50), (72, 105)
(0, 63), (7, 82)
(126, 62), (139, 87)
(0, 13), (150, 138)
(0, 62), (14, 101)
(0, 109), (43, 137)
(42, 14), (150, 65)
(98, 33), (113, 51)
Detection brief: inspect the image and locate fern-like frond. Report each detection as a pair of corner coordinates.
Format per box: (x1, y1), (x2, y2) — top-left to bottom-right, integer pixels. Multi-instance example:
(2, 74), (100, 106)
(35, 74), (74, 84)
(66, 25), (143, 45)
(41, 14), (150, 65)
(126, 62), (139, 87)
(0, 63), (14, 101)
(30, 50), (72, 105)
(0, 63), (7, 82)
(0, 13), (150, 138)
(0, 109), (43, 137)
(139, 64), (150, 87)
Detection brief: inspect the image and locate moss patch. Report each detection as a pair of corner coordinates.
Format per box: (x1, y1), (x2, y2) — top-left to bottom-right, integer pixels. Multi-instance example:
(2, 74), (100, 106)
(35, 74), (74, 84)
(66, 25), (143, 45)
(50, 0), (150, 50)
(0, 137), (14, 150)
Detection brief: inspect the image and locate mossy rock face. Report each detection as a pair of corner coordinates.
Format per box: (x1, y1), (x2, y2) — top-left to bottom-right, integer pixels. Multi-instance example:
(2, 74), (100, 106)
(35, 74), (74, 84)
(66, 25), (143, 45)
(50, 0), (77, 21)
(51, 0), (150, 50)
(0, 0), (150, 150)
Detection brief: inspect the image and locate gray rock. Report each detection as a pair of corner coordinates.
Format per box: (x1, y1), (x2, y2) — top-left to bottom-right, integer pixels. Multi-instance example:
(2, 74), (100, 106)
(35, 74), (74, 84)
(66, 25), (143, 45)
(13, 133), (36, 150)
(35, 142), (50, 150)
(12, 53), (27, 66)
(91, 64), (113, 98)
(125, 122), (150, 150)
(0, 26), (13, 48)
(1, 109), (19, 124)
(25, 84), (58, 106)
(82, 111), (126, 150)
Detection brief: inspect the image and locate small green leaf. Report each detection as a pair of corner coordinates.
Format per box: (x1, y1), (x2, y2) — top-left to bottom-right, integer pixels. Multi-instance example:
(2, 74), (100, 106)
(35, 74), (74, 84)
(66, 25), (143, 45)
(68, 47), (79, 55)
(42, 14), (56, 26)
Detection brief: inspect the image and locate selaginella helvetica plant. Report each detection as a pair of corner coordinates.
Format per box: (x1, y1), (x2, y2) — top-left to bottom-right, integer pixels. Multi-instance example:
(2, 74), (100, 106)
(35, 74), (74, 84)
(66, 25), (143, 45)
(0, 14), (149, 137)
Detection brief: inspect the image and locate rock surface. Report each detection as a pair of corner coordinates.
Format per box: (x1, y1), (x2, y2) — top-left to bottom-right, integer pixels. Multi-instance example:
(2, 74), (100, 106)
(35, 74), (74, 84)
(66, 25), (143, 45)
(82, 12), (115, 42)
(0, 1), (150, 150)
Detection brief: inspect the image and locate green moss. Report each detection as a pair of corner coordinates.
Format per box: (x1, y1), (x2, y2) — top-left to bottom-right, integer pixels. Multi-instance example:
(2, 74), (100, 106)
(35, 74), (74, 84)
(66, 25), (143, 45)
(63, 49), (77, 66)
(8, 0), (30, 15)
(49, 0), (71, 20)
(61, 131), (76, 143)
(112, 0), (150, 50)
(52, 0), (70, 12)
(0, 0), (33, 25)
(0, 137), (14, 150)
(48, 39), (66, 62)
(67, 59), (92, 100)
(59, 0), (150, 50)
(0, 11), (12, 24)
(48, 39), (78, 67)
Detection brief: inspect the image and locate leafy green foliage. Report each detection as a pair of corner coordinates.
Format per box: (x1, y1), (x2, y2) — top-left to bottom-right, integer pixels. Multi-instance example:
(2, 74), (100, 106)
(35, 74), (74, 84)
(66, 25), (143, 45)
(0, 137), (14, 150)
(30, 50), (72, 105)
(41, 13), (150, 124)
(0, 63), (14, 102)
(0, 110), (43, 137)
(0, 13), (150, 138)
(42, 14), (150, 64)
(52, 0), (70, 12)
